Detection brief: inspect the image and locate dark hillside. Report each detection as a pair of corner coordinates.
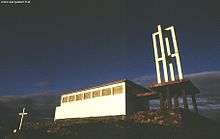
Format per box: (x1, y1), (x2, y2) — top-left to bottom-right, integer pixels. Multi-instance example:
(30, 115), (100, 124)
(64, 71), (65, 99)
(3, 109), (220, 139)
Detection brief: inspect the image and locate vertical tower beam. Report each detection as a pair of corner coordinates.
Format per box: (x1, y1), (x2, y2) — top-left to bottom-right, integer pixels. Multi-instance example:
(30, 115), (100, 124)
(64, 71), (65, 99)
(165, 26), (184, 80)
(152, 25), (169, 83)
(152, 33), (162, 83)
(158, 25), (169, 82)
(165, 37), (175, 81)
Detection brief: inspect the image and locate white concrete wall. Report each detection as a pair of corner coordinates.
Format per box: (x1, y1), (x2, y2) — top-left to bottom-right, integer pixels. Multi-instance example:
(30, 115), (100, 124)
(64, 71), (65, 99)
(54, 82), (126, 120)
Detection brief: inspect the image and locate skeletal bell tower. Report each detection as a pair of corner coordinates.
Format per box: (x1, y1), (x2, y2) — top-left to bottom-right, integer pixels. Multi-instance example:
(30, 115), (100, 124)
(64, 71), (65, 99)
(152, 25), (183, 84)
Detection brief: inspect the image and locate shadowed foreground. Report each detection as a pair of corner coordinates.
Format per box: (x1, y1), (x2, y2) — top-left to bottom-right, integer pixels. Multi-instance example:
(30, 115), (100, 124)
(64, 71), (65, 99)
(4, 109), (220, 139)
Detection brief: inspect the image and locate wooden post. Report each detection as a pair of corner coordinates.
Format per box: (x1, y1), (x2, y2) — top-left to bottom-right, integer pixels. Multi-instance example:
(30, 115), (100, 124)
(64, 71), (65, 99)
(166, 87), (172, 110)
(191, 93), (198, 113)
(182, 89), (189, 109)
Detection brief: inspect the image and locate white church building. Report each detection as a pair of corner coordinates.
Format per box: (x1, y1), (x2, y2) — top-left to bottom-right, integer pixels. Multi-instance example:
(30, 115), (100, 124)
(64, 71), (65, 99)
(54, 80), (150, 120)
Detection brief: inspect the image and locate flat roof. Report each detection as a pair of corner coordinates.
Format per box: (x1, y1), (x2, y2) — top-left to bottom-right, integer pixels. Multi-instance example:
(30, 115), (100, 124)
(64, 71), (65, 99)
(60, 79), (150, 96)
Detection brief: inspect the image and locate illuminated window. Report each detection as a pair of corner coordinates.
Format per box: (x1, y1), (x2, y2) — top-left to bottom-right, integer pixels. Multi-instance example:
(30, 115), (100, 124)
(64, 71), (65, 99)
(92, 90), (101, 97)
(102, 88), (111, 96)
(62, 96), (68, 103)
(84, 92), (91, 99)
(76, 94), (83, 101)
(69, 95), (75, 101)
(113, 86), (123, 95)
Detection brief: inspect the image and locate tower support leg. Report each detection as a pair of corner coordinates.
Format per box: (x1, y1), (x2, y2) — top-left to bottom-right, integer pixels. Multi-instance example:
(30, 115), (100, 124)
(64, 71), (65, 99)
(166, 87), (172, 110)
(160, 92), (165, 111)
(174, 95), (179, 109)
(146, 100), (150, 111)
(182, 90), (189, 110)
(191, 93), (198, 113)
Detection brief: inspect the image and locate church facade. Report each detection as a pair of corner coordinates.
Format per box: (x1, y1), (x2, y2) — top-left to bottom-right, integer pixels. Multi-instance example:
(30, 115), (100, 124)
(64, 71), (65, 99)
(54, 80), (149, 120)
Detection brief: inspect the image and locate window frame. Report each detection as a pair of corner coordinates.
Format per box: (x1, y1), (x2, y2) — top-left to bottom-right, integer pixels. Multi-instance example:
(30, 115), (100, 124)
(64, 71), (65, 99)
(92, 90), (101, 98)
(113, 86), (123, 95)
(69, 95), (75, 102)
(102, 88), (111, 96)
(84, 92), (91, 99)
(62, 96), (68, 103)
(76, 93), (83, 101)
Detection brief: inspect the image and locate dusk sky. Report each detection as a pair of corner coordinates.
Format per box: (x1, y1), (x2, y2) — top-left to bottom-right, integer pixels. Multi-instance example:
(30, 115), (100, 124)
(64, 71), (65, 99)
(0, 0), (219, 95)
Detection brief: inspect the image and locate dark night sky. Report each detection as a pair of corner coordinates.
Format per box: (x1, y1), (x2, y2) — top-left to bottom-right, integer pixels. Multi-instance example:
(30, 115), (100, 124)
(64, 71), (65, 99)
(0, 0), (219, 95)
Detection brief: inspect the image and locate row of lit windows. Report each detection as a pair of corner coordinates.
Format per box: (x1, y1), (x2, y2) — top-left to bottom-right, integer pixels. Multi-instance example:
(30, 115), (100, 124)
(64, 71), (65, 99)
(62, 85), (123, 103)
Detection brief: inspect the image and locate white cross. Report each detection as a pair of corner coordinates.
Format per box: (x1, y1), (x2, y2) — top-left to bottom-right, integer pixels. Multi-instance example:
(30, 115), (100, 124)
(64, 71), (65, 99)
(18, 107), (28, 131)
